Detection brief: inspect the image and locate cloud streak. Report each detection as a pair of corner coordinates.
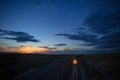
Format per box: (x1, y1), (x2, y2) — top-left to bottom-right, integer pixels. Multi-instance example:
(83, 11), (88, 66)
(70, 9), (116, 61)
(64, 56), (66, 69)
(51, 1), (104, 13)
(0, 29), (39, 43)
(54, 44), (67, 46)
(56, 32), (97, 42)
(39, 46), (57, 51)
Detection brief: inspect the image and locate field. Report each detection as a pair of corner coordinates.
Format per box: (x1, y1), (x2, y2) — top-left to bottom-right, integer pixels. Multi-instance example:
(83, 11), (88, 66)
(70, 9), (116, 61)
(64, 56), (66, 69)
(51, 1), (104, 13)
(0, 52), (120, 80)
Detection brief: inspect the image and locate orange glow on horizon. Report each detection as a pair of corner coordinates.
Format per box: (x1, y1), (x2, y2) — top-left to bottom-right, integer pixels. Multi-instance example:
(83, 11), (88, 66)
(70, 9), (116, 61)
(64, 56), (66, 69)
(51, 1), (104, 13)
(0, 45), (51, 54)
(19, 46), (51, 54)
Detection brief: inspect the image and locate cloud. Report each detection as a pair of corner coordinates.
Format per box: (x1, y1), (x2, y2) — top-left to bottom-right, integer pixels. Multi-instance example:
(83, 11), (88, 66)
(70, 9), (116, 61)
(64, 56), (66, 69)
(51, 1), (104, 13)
(83, 3), (120, 49)
(84, 10), (120, 34)
(39, 46), (57, 51)
(0, 29), (39, 43)
(94, 31), (120, 49)
(3, 37), (39, 43)
(56, 31), (97, 42)
(56, 1), (120, 51)
(54, 44), (67, 46)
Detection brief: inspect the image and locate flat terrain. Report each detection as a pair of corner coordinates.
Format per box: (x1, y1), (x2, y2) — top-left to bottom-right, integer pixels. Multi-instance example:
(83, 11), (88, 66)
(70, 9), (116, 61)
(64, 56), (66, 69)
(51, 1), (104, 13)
(0, 52), (120, 80)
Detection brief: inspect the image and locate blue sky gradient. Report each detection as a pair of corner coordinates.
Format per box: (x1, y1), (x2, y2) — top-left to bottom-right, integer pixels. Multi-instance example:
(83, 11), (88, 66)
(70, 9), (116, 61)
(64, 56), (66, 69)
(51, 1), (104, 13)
(0, 0), (120, 54)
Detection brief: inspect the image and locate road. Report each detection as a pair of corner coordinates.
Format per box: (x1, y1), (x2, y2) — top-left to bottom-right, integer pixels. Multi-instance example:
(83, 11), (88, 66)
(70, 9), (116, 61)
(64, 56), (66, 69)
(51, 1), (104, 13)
(11, 55), (119, 80)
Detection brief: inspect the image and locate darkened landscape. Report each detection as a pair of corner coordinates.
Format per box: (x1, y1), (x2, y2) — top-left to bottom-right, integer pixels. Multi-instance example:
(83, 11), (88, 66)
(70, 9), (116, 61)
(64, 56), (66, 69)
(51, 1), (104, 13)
(0, 52), (120, 80)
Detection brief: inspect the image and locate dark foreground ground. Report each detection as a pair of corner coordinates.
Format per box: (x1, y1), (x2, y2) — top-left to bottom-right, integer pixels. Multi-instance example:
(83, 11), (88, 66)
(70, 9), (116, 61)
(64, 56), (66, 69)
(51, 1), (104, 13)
(0, 52), (120, 80)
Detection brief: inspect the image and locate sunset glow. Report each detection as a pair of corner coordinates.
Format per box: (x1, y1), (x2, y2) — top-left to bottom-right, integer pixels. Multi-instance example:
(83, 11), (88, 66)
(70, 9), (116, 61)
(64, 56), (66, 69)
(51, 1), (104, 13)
(0, 45), (51, 54)
(19, 46), (51, 54)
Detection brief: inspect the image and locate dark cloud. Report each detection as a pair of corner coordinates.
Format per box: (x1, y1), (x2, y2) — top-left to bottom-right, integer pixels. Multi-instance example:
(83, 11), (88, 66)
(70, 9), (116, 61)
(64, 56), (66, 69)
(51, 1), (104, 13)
(39, 46), (57, 50)
(56, 32), (97, 42)
(94, 31), (120, 49)
(54, 44), (67, 46)
(56, 0), (120, 51)
(0, 29), (39, 43)
(83, 1), (120, 49)
(84, 10), (120, 34)
(83, 0), (120, 34)
(3, 37), (39, 43)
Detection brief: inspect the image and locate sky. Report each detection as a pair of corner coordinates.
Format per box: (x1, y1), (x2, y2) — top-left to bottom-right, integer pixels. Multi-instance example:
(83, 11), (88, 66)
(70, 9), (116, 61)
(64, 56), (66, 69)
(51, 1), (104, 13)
(0, 0), (120, 54)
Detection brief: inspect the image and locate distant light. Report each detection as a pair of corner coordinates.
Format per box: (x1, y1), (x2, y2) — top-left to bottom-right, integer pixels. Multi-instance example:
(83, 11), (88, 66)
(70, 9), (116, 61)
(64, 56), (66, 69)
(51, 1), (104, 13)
(73, 59), (78, 65)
